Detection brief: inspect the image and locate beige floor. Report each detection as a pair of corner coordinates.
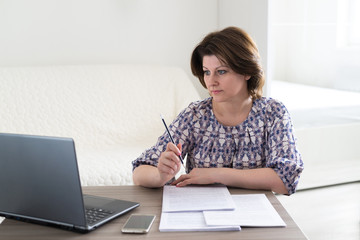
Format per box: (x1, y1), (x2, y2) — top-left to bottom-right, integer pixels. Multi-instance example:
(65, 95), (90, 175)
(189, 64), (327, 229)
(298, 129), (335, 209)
(277, 182), (360, 240)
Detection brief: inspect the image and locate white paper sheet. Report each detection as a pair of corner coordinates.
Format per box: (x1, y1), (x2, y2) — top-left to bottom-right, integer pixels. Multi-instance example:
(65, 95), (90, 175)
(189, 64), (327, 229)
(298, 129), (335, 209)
(159, 211), (240, 232)
(162, 185), (236, 212)
(203, 194), (286, 227)
(159, 185), (240, 232)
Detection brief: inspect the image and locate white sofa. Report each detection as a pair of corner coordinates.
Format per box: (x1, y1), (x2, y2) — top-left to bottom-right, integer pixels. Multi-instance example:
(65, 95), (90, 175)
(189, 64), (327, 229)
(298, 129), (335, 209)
(0, 64), (201, 186)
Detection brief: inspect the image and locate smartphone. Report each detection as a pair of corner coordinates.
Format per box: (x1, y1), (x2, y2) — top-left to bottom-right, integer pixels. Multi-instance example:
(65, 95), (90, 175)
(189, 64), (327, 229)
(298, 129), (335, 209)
(121, 214), (156, 233)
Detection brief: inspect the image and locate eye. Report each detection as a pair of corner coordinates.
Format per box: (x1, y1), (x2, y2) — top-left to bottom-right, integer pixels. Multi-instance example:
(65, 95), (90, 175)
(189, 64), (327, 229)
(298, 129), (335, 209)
(218, 70), (227, 75)
(203, 70), (210, 76)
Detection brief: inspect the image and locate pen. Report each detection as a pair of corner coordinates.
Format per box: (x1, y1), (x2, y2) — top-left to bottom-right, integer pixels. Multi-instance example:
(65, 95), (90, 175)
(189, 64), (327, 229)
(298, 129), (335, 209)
(160, 114), (185, 168)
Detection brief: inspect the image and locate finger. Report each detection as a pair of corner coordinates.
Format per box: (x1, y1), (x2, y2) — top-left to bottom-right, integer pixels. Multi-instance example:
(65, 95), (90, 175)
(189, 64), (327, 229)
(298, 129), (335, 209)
(175, 178), (192, 187)
(159, 151), (182, 173)
(161, 151), (181, 167)
(166, 142), (182, 157)
(171, 174), (189, 185)
(158, 163), (176, 175)
(158, 160), (177, 175)
(177, 143), (182, 153)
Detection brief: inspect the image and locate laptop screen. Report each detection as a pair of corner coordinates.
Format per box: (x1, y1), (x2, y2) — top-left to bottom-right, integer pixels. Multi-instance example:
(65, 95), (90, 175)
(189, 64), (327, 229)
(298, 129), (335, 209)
(0, 133), (87, 227)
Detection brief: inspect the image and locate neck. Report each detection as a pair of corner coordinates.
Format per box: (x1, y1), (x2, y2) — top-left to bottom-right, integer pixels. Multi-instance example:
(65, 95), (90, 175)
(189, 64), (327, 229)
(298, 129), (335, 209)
(212, 95), (253, 126)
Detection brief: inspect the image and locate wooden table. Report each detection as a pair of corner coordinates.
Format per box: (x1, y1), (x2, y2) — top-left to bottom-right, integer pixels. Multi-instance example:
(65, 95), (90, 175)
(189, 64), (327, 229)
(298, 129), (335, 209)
(0, 185), (308, 239)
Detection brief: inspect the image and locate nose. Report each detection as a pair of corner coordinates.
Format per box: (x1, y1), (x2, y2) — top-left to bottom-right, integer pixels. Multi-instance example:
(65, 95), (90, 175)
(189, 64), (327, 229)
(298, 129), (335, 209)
(206, 73), (218, 86)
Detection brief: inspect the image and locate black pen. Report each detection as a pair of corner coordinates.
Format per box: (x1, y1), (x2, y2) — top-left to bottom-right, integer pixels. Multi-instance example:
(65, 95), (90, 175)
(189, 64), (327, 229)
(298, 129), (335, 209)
(160, 114), (185, 169)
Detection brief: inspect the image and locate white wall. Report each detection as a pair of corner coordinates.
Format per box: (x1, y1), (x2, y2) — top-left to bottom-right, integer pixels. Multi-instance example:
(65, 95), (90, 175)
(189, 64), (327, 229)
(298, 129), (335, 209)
(0, 0), (270, 98)
(218, 0), (270, 96)
(269, 0), (360, 92)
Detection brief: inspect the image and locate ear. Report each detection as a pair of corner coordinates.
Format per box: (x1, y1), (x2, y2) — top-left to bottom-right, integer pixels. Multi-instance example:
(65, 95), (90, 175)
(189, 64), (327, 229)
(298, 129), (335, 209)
(245, 75), (251, 81)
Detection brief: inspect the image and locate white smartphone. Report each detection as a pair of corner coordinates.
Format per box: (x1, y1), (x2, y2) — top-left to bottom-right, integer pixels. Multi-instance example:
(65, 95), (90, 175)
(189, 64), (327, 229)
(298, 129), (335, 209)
(121, 214), (156, 233)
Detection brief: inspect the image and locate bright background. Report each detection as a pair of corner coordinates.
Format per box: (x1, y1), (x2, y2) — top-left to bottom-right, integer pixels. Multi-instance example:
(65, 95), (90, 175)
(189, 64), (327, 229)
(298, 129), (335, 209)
(0, 1), (359, 239)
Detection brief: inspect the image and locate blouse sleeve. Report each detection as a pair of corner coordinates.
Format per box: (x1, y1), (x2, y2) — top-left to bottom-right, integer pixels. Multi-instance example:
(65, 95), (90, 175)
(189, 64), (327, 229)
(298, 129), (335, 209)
(265, 99), (304, 195)
(131, 106), (193, 171)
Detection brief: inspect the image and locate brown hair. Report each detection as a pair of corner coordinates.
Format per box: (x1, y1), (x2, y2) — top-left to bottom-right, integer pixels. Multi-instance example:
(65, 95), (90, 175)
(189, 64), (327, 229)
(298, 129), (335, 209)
(190, 26), (265, 100)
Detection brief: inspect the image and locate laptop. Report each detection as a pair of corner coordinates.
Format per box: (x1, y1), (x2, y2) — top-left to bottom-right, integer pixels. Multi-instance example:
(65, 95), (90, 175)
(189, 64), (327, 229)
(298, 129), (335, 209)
(0, 133), (139, 232)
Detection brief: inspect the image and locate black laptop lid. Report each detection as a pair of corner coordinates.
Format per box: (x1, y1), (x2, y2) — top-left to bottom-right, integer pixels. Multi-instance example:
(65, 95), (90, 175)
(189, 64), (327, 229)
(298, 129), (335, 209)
(0, 133), (87, 227)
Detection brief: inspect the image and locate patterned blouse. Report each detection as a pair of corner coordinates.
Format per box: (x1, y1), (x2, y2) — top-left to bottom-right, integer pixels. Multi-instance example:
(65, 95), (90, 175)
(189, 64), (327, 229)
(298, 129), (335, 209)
(132, 97), (304, 195)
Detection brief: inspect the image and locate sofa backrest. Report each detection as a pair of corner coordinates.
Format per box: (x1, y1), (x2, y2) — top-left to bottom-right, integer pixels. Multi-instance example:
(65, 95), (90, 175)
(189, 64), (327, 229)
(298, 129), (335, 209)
(0, 64), (201, 151)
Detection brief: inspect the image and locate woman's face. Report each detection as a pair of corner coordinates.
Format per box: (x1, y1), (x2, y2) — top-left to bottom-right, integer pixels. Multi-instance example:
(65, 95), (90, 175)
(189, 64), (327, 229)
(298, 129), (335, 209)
(203, 55), (250, 103)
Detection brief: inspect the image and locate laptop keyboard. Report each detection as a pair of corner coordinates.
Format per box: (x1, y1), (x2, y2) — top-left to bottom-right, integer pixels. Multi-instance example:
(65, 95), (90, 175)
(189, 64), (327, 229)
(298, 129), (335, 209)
(85, 207), (114, 225)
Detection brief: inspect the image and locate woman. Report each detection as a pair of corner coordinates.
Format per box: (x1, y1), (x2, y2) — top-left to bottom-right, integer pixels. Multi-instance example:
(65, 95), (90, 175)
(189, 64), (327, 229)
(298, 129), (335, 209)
(132, 26), (303, 195)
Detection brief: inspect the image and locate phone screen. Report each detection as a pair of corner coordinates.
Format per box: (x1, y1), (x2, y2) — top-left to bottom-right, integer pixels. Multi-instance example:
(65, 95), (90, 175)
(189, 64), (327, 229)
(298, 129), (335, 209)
(122, 214), (156, 233)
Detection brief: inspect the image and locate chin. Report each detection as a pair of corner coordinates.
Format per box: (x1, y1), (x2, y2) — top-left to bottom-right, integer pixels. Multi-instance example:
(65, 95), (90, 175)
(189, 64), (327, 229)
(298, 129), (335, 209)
(211, 96), (227, 103)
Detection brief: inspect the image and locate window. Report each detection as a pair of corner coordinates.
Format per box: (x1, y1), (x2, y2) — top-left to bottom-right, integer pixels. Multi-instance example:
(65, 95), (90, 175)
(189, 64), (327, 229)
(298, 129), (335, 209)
(337, 0), (360, 47)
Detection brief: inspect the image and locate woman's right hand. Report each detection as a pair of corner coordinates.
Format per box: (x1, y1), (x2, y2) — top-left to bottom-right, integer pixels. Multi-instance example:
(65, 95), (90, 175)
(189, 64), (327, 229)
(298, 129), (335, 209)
(157, 142), (182, 185)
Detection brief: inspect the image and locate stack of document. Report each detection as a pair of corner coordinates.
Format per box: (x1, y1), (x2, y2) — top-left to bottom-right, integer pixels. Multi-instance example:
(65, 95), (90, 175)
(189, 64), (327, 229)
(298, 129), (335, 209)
(159, 185), (286, 232)
(160, 184), (239, 231)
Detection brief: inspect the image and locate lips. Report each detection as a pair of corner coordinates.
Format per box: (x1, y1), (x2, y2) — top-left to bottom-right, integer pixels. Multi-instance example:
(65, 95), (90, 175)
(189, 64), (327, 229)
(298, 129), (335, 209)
(211, 90), (222, 95)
